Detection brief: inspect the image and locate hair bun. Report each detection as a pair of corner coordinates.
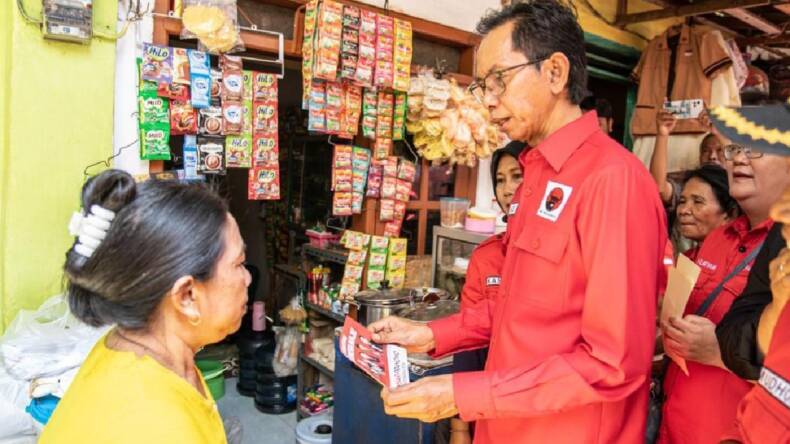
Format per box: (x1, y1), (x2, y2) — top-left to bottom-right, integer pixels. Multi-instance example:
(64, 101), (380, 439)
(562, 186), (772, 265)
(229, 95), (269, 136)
(81, 169), (137, 213)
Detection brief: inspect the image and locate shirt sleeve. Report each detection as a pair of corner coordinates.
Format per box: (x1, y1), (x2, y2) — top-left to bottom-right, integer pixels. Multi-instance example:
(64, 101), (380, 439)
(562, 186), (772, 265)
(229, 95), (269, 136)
(699, 30), (732, 78)
(453, 166), (666, 421)
(631, 43), (649, 83)
(716, 222), (782, 380)
(460, 248), (487, 312)
(429, 297), (495, 358)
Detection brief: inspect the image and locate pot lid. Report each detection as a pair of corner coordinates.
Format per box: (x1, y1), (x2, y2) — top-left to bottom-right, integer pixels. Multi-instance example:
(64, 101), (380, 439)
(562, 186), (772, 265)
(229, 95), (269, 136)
(355, 287), (414, 305)
(398, 299), (460, 322)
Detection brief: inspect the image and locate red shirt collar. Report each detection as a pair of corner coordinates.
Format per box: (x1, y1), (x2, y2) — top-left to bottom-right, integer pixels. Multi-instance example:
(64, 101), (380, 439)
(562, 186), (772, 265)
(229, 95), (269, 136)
(520, 111), (601, 172)
(725, 215), (774, 240)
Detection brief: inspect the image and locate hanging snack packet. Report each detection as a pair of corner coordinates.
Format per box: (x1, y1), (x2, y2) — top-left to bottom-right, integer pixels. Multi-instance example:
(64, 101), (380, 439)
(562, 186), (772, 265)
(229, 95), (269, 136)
(393, 19), (413, 92)
(191, 74), (211, 109)
(389, 238), (408, 256)
(326, 109), (342, 134)
(140, 125), (171, 161)
(352, 192), (364, 214)
(139, 91), (170, 126)
(381, 177), (397, 199)
(253, 72), (278, 101)
(355, 9), (377, 86)
(248, 167), (281, 200)
(333, 192), (353, 216)
(374, 137), (393, 160)
(170, 100), (197, 135)
(157, 82), (190, 101)
(183, 135), (201, 180)
(366, 172), (382, 198)
(226, 135), (252, 168)
(301, 0), (319, 109)
(342, 85), (363, 135)
(188, 49), (211, 76)
(242, 70), (253, 100)
(315, 0), (343, 81)
(326, 82), (344, 110)
(172, 48), (191, 85)
(383, 157), (399, 177)
(392, 93), (407, 140)
(253, 134), (279, 167)
(308, 79), (327, 132)
(210, 69), (223, 100)
(368, 251), (388, 268)
(254, 101), (278, 134)
(242, 98), (253, 135)
(393, 200), (407, 221)
(379, 198), (395, 221)
(397, 159), (416, 182)
(221, 54), (243, 71)
(370, 235), (389, 253)
(347, 249), (368, 265)
(142, 44), (173, 84)
(199, 104), (223, 136)
(334, 169), (353, 192)
(383, 219), (403, 238)
(222, 68), (244, 102)
(395, 179), (412, 202)
(343, 5), (360, 29)
(334, 145), (353, 168)
(361, 89), (377, 139)
(222, 101), (243, 135)
(197, 136), (225, 174)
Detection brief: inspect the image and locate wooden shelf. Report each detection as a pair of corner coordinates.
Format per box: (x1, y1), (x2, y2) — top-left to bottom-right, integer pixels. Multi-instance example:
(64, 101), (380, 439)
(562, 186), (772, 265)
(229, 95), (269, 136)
(302, 244), (349, 265)
(299, 351), (335, 378)
(306, 302), (346, 323)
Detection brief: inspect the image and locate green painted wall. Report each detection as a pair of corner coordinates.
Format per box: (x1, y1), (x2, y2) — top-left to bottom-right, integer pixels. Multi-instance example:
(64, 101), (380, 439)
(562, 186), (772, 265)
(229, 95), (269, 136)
(0, 0), (117, 331)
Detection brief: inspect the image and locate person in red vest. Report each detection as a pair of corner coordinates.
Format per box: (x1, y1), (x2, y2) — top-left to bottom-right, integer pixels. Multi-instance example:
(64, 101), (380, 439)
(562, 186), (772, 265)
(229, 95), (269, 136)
(447, 141), (525, 444)
(368, 1), (668, 442)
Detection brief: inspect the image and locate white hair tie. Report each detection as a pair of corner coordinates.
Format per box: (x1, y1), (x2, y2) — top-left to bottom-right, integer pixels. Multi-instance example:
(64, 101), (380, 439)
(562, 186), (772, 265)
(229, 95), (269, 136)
(68, 205), (116, 258)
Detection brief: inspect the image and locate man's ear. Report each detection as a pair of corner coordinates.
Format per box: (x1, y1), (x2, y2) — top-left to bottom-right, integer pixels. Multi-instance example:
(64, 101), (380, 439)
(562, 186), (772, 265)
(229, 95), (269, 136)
(543, 51), (571, 97)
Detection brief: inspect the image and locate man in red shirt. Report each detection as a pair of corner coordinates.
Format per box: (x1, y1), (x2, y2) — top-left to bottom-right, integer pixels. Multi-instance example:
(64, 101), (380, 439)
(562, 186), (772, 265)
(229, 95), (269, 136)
(369, 2), (668, 443)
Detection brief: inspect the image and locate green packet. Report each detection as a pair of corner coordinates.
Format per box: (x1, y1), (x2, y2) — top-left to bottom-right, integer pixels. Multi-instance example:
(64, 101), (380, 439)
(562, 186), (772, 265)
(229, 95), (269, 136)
(140, 125), (171, 160)
(138, 90), (169, 126)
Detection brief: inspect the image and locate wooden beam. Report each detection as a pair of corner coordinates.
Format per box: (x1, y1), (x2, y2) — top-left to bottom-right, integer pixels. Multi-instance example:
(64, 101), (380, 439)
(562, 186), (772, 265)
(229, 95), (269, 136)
(774, 3), (790, 15)
(252, 0), (480, 47)
(693, 16), (743, 38)
(616, 0), (628, 22)
(725, 7), (782, 33)
(616, 0), (770, 25)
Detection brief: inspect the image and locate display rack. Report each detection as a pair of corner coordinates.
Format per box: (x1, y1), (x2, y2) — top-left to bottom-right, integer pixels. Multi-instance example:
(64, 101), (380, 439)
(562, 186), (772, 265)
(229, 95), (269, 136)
(302, 243), (348, 265)
(430, 226), (491, 299)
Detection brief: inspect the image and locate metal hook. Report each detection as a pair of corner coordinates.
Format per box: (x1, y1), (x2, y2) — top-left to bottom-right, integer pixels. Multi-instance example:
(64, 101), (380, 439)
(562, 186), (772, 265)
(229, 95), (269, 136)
(402, 138), (420, 164)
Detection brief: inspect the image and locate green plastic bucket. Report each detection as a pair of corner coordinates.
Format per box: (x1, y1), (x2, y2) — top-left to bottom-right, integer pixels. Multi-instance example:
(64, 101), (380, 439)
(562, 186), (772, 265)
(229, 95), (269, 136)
(196, 359), (225, 400)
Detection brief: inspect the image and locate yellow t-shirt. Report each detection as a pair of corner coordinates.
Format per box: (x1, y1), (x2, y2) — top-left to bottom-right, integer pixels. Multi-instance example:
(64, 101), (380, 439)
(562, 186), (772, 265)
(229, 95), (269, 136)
(39, 334), (227, 444)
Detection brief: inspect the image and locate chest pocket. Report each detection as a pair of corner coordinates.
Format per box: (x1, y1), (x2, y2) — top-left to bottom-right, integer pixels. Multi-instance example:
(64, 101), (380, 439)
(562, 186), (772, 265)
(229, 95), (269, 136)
(512, 224), (570, 312)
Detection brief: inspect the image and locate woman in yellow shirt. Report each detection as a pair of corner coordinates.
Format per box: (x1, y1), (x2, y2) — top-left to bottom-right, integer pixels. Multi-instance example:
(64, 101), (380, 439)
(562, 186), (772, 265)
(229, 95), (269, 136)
(40, 169), (251, 444)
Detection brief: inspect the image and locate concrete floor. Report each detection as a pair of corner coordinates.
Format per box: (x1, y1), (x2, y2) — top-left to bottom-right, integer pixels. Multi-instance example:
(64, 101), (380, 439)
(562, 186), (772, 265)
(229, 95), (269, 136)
(216, 377), (297, 444)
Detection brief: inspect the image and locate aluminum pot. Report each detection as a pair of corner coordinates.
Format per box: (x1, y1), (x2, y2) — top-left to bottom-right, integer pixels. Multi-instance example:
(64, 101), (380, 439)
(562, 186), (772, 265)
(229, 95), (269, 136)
(353, 287), (415, 326)
(352, 286), (452, 326)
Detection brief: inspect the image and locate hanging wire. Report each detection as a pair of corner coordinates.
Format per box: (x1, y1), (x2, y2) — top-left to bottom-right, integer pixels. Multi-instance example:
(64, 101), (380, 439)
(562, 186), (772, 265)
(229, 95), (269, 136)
(402, 137), (420, 164)
(16, 0), (42, 24)
(94, 0), (147, 41)
(82, 137), (139, 180)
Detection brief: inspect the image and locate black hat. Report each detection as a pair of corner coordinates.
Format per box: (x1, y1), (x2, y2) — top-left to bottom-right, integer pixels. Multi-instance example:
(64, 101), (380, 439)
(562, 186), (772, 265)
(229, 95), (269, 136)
(709, 98), (790, 156)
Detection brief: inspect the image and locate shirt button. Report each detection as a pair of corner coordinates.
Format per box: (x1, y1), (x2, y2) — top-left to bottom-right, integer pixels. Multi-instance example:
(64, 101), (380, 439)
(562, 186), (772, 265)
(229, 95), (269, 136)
(738, 245), (747, 253)
(530, 239), (541, 249)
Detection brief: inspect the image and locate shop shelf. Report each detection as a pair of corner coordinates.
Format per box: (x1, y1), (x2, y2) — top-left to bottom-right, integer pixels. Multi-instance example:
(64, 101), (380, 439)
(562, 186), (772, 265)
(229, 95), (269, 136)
(299, 351), (335, 378)
(306, 302), (346, 323)
(302, 244), (348, 265)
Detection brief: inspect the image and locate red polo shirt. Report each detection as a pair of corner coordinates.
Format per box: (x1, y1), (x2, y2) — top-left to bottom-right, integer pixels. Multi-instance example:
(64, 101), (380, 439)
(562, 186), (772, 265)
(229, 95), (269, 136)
(659, 216), (773, 444)
(461, 234), (505, 311)
(725, 301), (790, 443)
(429, 111), (667, 444)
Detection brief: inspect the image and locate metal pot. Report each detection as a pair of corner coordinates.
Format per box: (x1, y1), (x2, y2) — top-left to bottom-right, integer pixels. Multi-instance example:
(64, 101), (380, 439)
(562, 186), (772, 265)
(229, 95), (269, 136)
(397, 299), (460, 324)
(353, 286), (415, 326)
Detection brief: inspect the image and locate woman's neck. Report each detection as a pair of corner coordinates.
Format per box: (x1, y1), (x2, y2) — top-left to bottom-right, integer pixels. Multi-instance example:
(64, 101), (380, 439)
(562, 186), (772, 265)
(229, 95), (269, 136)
(115, 320), (198, 379)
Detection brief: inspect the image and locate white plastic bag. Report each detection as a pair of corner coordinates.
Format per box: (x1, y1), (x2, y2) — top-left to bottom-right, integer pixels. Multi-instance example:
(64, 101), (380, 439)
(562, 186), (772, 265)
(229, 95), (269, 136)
(0, 365), (36, 440)
(0, 295), (110, 380)
(273, 326), (300, 377)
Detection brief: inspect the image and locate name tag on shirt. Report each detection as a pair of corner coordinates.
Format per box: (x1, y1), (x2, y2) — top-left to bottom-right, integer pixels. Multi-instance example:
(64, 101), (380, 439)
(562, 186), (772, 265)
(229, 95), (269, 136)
(759, 367), (790, 410)
(537, 181), (573, 222)
(486, 276), (501, 287)
(508, 203), (519, 215)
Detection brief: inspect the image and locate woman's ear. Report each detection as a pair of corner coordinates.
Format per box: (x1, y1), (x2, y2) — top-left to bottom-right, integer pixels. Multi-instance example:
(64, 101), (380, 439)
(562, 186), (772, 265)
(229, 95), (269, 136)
(167, 276), (201, 322)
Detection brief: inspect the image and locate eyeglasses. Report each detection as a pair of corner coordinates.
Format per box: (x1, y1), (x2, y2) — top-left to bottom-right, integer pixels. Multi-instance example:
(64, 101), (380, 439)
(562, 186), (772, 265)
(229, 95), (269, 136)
(721, 144), (763, 161)
(468, 58), (548, 103)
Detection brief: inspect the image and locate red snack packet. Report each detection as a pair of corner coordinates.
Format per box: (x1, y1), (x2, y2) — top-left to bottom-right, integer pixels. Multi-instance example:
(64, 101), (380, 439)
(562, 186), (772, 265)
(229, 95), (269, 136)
(253, 72), (278, 102)
(170, 101), (197, 135)
(248, 167), (281, 200)
(157, 82), (190, 101)
(379, 198), (395, 221)
(253, 134), (279, 167)
(254, 101), (278, 134)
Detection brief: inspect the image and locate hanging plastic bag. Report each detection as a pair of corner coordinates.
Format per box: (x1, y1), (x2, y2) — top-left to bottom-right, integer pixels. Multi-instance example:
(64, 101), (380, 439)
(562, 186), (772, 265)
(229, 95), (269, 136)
(272, 326), (300, 377)
(181, 0), (245, 54)
(0, 295), (110, 381)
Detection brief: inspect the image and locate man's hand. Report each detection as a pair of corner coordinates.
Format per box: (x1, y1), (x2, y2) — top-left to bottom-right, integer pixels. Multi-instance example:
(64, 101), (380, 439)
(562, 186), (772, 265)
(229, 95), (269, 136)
(662, 315), (724, 367)
(657, 110), (678, 137)
(368, 316), (436, 353)
(381, 374), (458, 423)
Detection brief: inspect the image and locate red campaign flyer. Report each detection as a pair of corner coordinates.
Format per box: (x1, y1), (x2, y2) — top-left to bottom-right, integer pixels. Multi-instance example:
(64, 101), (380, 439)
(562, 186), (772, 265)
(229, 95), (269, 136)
(339, 317), (409, 389)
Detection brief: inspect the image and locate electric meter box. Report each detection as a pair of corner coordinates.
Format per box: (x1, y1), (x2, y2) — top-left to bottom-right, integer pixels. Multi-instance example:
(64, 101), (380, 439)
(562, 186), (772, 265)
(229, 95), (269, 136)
(42, 0), (93, 44)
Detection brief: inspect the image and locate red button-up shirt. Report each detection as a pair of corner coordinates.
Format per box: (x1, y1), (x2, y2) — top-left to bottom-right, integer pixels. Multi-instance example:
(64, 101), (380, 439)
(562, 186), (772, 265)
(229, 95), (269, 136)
(461, 234), (505, 311)
(659, 216), (772, 444)
(429, 111), (667, 444)
(725, 301), (790, 444)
